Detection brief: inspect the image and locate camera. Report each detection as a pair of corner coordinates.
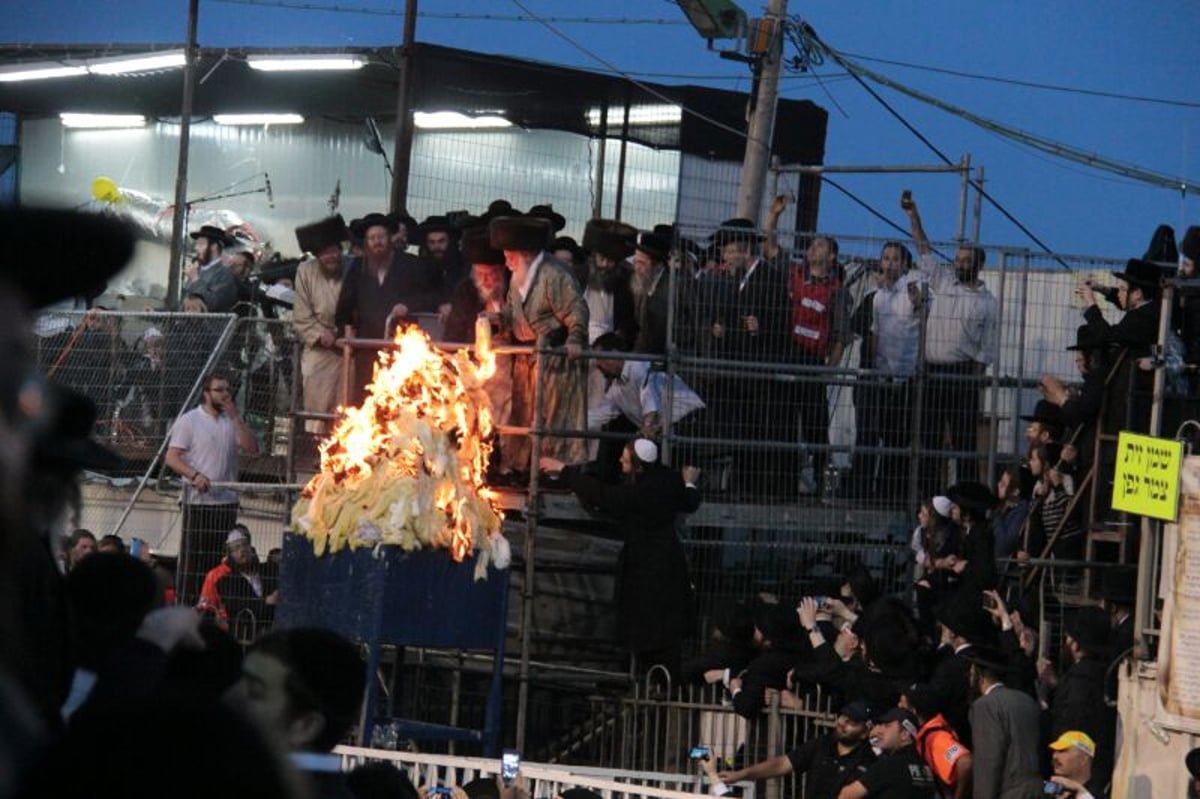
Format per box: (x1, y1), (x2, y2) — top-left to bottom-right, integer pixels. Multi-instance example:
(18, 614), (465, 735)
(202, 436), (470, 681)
(689, 746), (711, 761)
(501, 750), (521, 784)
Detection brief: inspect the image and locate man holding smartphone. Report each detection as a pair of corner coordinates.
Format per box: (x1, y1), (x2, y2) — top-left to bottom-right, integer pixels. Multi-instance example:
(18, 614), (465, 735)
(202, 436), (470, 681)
(165, 371), (259, 605)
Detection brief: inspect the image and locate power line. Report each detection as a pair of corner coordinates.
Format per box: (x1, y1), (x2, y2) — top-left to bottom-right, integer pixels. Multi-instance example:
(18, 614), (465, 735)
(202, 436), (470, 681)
(840, 50), (1200, 110)
(798, 23), (1072, 268)
(209, 0), (687, 24)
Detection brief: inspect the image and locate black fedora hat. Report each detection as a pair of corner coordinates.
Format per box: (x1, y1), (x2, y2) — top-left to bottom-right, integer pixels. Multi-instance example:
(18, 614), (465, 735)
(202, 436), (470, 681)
(0, 208), (136, 308)
(1064, 606), (1111, 653)
(1099, 568), (1136, 605)
(1142, 223), (1178, 267)
(387, 211), (418, 235)
(189, 224), (234, 247)
(295, 214), (348, 256)
(415, 215), (461, 243)
(527, 204), (566, 232)
(709, 217), (763, 247)
(1111, 258), (1162, 288)
(937, 598), (994, 643)
(946, 480), (998, 514)
(480, 199), (515, 224)
(1065, 324), (1106, 352)
(551, 235), (584, 263)
(1020, 399), (1065, 430)
(489, 216), (551, 253)
(33, 383), (124, 472)
(634, 231), (671, 263)
(1181, 226), (1200, 263)
(460, 226), (505, 267)
(959, 644), (1008, 674)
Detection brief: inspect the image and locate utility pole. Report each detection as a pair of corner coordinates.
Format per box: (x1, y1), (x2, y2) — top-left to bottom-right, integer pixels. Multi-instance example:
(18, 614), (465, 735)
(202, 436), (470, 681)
(167, 0), (199, 308)
(734, 0), (787, 224)
(389, 0), (418, 214)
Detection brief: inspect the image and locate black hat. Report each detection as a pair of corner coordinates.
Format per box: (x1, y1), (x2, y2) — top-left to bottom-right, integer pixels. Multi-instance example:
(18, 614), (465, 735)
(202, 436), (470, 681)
(1066, 324), (1106, 352)
(938, 600), (993, 642)
(960, 644), (1008, 674)
(189, 224), (234, 247)
(1181, 226), (1200, 263)
(838, 700), (872, 723)
(33, 383), (124, 472)
(295, 214), (348, 256)
(1019, 399), (1065, 431)
(873, 706), (920, 733)
(1065, 606), (1111, 654)
(1142, 223), (1179, 267)
(460, 226), (505, 267)
(653, 223), (677, 242)
(1187, 747), (1200, 778)
(527, 204), (566, 232)
(634, 231), (671, 263)
(489, 216), (551, 253)
(709, 218), (763, 248)
(415, 215), (461, 243)
(1100, 569), (1136, 605)
(1111, 258), (1162, 288)
(551, 235), (584, 263)
(351, 212), (398, 240)
(946, 480), (998, 514)
(0, 208), (135, 308)
(388, 211), (418, 234)
(480, 199), (515, 224)
(902, 683), (941, 721)
(582, 219), (637, 260)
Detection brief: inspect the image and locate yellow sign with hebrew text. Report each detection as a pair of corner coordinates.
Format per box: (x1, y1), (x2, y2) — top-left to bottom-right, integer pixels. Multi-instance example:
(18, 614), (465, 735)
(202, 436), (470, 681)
(1112, 431), (1183, 521)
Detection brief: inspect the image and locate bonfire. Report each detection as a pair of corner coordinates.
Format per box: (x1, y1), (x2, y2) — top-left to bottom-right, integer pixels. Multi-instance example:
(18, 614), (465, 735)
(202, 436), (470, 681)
(291, 321), (506, 578)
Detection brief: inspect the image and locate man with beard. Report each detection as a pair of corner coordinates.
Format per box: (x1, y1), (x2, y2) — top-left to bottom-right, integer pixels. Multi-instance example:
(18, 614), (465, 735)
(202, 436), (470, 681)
(838, 707), (936, 798)
(630, 230), (676, 356)
(197, 525), (277, 639)
(442, 227), (514, 473)
(1076, 258), (1161, 432)
(492, 215), (590, 471)
(183, 225), (239, 313)
(335, 212), (442, 403)
(165, 371), (260, 605)
(581, 218), (638, 346)
(963, 646), (1042, 799)
(293, 215), (349, 436)
(904, 193), (998, 494)
(718, 701), (876, 799)
(416, 214), (466, 306)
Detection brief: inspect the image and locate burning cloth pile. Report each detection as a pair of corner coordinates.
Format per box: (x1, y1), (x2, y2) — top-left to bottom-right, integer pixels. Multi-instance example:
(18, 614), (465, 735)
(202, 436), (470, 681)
(292, 322), (507, 578)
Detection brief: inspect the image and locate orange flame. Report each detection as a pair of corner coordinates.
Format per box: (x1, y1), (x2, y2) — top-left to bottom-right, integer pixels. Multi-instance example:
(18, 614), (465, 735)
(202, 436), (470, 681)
(292, 323), (503, 574)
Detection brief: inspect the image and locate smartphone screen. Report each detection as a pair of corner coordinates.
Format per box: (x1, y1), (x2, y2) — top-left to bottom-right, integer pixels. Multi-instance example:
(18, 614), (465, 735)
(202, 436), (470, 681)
(501, 750), (520, 784)
(689, 746), (711, 760)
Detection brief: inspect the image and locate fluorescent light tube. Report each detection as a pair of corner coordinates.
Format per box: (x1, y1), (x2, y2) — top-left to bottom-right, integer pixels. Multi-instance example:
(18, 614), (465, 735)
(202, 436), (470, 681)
(213, 113), (304, 125)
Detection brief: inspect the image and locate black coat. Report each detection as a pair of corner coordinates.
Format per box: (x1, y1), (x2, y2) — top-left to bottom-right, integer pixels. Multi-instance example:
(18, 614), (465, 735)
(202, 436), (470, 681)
(680, 639), (757, 686)
(562, 463), (700, 652)
(928, 644), (973, 748)
(1084, 301), (1159, 357)
(725, 259), (790, 362)
(1051, 655), (1116, 786)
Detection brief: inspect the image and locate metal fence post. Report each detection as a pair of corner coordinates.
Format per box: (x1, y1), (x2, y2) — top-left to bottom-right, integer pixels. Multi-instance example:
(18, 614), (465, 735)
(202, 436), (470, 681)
(516, 335), (546, 751)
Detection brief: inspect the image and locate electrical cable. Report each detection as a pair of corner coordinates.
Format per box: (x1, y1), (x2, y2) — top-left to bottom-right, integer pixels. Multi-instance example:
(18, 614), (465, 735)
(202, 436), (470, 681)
(210, 0), (688, 25)
(799, 23), (1074, 269)
(840, 50), (1200, 110)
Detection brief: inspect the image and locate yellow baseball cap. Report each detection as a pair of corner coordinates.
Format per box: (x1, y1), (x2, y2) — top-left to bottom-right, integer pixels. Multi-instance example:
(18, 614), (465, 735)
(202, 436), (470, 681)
(1049, 731), (1096, 758)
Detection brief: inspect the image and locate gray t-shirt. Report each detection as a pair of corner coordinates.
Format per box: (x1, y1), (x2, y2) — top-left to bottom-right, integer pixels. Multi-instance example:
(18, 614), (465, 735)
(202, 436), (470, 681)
(169, 405), (241, 505)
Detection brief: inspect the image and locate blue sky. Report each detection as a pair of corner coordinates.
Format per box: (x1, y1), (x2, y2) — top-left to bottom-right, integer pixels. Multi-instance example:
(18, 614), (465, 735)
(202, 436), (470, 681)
(3, 0), (1198, 259)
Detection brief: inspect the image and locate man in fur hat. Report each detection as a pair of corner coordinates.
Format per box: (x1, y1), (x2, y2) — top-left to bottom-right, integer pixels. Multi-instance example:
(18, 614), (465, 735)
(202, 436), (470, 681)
(490, 215), (590, 471)
(581, 219), (638, 346)
(293, 215), (349, 436)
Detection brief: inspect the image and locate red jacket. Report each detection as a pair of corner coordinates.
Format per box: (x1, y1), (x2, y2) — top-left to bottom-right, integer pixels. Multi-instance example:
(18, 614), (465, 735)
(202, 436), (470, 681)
(789, 267), (841, 356)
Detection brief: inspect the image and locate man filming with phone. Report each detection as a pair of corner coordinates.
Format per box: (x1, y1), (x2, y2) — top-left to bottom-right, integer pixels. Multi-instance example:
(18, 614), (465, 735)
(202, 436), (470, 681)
(717, 701), (875, 799)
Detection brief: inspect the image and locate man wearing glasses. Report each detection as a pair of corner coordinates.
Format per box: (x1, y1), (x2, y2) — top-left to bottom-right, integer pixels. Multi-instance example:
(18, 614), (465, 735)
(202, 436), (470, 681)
(166, 372), (259, 605)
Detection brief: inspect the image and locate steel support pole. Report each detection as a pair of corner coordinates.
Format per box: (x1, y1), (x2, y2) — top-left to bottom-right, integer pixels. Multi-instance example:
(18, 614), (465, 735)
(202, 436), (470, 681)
(515, 336), (546, 750)
(592, 102), (608, 220)
(734, 0), (787, 223)
(955, 153), (971, 243)
(388, 0), (418, 214)
(166, 0), (199, 309)
(614, 92), (631, 220)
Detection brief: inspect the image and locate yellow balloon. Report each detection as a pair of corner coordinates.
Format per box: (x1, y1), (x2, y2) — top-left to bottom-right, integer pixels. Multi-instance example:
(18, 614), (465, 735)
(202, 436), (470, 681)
(91, 176), (123, 204)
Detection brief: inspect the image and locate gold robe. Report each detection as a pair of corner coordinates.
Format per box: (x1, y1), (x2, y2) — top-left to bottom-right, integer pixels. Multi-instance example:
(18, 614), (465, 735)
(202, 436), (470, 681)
(504, 254), (589, 468)
(293, 258), (345, 433)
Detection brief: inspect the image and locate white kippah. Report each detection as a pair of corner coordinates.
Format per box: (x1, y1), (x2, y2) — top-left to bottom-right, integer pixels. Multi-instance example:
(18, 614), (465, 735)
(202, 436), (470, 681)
(932, 496), (953, 517)
(226, 528), (249, 546)
(633, 438), (658, 463)
(143, 326), (164, 340)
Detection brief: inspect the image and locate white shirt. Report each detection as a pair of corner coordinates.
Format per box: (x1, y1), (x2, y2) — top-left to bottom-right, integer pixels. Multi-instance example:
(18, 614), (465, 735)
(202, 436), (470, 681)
(587, 360), (705, 430)
(870, 272), (920, 376)
(169, 405), (242, 505)
(585, 287), (615, 345)
(918, 253), (999, 366)
(516, 252), (545, 302)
